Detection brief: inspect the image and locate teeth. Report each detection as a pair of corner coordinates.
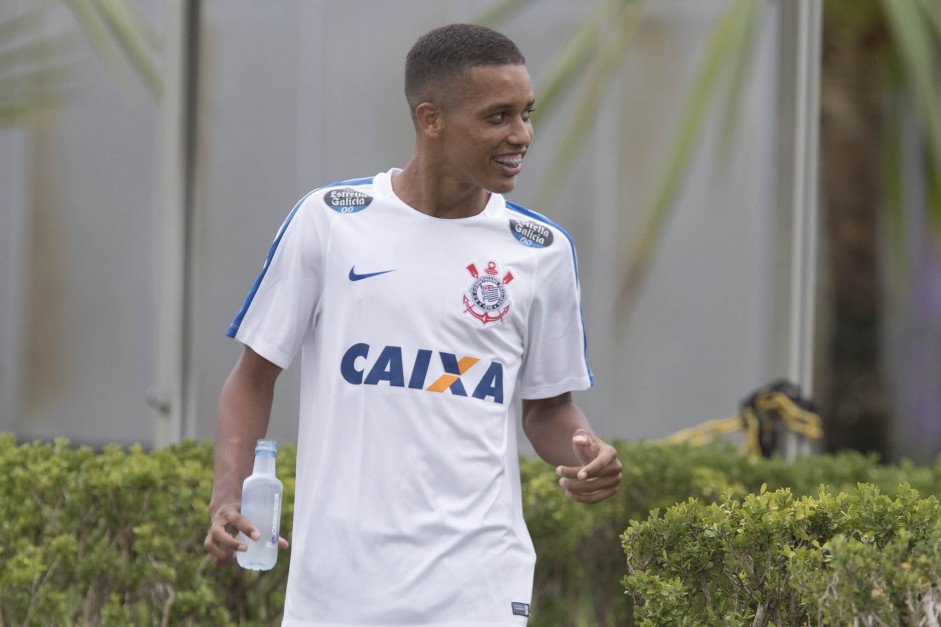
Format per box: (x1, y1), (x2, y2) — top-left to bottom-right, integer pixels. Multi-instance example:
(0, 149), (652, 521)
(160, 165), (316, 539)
(495, 157), (522, 167)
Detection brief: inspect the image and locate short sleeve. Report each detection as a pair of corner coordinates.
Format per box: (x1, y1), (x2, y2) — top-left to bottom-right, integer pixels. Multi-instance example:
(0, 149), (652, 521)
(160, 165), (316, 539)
(518, 235), (593, 399)
(227, 191), (326, 369)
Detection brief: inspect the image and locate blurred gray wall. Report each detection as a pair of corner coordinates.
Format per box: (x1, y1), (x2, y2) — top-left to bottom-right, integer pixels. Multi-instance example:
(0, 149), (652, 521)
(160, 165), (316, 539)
(1, 0), (159, 444)
(1, 0), (783, 449)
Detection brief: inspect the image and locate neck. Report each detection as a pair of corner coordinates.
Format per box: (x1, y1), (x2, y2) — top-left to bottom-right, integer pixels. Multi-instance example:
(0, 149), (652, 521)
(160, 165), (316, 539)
(392, 157), (490, 219)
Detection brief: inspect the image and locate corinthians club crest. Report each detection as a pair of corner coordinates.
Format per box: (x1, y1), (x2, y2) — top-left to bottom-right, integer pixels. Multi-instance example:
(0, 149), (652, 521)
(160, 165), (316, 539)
(463, 261), (514, 325)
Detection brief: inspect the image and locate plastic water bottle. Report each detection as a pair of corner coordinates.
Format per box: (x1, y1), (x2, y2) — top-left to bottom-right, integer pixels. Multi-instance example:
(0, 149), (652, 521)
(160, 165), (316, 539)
(237, 439), (283, 571)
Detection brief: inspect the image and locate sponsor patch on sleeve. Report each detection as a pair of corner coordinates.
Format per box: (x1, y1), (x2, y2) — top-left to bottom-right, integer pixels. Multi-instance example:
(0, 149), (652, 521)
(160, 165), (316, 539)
(509, 219), (553, 248)
(325, 188), (373, 213)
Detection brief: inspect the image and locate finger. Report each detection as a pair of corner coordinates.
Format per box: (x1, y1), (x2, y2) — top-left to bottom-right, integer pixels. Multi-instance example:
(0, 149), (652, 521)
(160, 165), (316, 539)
(226, 510), (260, 540)
(204, 508), (257, 562)
(559, 474), (621, 496)
(560, 472), (622, 495)
(576, 446), (621, 480)
(566, 485), (620, 505)
(572, 429), (597, 467)
(556, 455), (621, 481)
(211, 503), (257, 537)
(204, 528), (242, 564)
(278, 536), (290, 549)
(570, 430), (620, 478)
(556, 464), (584, 479)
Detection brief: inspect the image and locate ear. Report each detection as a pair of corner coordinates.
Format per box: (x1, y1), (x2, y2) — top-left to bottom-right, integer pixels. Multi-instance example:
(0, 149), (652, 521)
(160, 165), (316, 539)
(415, 102), (443, 139)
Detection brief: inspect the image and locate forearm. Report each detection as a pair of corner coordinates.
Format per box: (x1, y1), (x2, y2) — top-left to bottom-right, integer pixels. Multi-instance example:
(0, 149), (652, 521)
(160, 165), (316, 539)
(209, 350), (279, 515)
(523, 392), (622, 504)
(522, 392), (593, 467)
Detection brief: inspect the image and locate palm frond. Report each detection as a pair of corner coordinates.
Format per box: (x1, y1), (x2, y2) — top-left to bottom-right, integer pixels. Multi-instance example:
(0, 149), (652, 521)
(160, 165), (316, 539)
(535, 0), (644, 210)
(880, 0), (941, 240)
(927, 147), (941, 239)
(883, 85), (909, 277)
(617, 0), (765, 310)
(475, 0), (537, 28)
(0, 32), (72, 70)
(487, 0), (941, 304)
(530, 0), (624, 124)
(0, 9), (43, 41)
(915, 0), (941, 38)
(0, 9), (78, 125)
(62, 0), (160, 98)
(96, 0), (161, 96)
(715, 0), (762, 168)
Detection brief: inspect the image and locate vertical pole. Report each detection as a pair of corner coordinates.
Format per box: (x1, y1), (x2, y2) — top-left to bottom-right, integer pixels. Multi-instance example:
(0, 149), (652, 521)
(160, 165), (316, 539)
(773, 0), (822, 459)
(149, 0), (199, 448)
(0, 129), (26, 432)
(0, 0), (27, 432)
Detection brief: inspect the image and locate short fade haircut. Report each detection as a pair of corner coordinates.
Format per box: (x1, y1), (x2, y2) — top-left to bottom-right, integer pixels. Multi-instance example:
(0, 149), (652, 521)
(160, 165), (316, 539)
(405, 23), (525, 115)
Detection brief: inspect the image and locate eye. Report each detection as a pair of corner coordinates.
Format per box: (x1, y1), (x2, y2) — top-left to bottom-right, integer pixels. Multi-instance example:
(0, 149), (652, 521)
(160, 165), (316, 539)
(488, 109), (535, 124)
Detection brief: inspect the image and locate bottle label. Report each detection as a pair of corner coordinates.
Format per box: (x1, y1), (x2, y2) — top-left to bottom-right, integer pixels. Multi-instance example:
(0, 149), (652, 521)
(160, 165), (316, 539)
(267, 492), (281, 548)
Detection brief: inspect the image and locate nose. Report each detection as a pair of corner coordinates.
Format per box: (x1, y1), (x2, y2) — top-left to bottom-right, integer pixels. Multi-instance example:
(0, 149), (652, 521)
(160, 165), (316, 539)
(508, 116), (533, 147)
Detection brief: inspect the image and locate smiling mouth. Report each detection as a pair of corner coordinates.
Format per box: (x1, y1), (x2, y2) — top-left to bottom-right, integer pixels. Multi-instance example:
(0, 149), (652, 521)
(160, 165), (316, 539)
(494, 155), (523, 169)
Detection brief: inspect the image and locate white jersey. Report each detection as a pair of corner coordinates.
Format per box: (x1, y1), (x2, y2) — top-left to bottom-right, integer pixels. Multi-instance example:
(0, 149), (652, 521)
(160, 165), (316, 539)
(229, 169), (592, 626)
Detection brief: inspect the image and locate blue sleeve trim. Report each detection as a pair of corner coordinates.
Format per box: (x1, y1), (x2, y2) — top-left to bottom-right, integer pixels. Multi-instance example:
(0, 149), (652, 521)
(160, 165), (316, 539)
(227, 177), (376, 339)
(505, 201), (594, 387)
(226, 189), (318, 338)
(506, 202), (580, 284)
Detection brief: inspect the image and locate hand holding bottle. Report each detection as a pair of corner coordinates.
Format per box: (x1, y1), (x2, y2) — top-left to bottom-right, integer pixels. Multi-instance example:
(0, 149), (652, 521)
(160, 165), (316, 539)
(204, 439), (289, 567)
(236, 439), (284, 570)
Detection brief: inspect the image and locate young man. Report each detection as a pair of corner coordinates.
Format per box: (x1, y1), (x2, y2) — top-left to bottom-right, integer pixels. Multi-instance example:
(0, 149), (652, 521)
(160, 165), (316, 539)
(204, 23), (622, 626)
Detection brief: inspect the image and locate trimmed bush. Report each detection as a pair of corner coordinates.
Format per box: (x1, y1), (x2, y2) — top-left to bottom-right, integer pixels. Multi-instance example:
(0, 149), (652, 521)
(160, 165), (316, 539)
(622, 485), (941, 626)
(3, 434), (941, 625)
(521, 442), (941, 627)
(0, 435), (294, 626)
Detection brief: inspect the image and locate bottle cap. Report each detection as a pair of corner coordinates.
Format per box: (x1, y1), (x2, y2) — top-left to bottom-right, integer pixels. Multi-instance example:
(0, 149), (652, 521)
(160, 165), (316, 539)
(255, 439), (277, 456)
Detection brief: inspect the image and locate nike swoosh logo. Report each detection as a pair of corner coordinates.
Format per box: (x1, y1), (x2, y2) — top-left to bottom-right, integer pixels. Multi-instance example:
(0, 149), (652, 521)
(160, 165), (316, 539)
(348, 266), (396, 281)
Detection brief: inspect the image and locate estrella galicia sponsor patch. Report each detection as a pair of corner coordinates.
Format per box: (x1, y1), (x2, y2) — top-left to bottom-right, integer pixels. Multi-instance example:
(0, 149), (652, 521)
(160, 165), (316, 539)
(509, 219), (553, 248)
(325, 188), (373, 213)
(511, 602), (530, 617)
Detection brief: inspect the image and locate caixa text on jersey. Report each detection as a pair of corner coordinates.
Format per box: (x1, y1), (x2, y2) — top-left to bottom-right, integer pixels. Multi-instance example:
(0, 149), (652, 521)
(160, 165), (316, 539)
(340, 343), (505, 404)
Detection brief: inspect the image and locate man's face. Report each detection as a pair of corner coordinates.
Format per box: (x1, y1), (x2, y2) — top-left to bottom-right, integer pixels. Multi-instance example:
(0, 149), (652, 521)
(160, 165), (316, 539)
(437, 64), (535, 195)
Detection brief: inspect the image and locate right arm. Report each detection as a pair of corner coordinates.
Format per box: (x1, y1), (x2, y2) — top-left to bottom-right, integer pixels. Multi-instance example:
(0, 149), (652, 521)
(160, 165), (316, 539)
(203, 346), (285, 564)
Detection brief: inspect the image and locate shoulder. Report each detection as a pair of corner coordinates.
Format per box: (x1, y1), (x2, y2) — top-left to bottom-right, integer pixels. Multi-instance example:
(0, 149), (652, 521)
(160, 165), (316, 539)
(282, 176), (386, 234)
(502, 200), (578, 257)
(301, 175), (379, 215)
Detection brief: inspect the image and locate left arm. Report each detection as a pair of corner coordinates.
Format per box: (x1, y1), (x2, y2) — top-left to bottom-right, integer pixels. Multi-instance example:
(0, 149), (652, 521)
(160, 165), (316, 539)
(522, 392), (622, 504)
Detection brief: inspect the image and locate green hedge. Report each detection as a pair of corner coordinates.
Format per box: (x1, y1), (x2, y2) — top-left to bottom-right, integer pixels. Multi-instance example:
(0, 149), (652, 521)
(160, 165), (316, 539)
(525, 441), (941, 626)
(3, 433), (941, 625)
(622, 485), (941, 626)
(0, 436), (295, 626)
